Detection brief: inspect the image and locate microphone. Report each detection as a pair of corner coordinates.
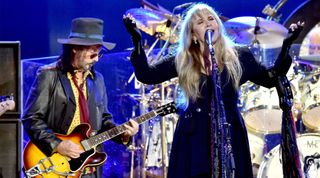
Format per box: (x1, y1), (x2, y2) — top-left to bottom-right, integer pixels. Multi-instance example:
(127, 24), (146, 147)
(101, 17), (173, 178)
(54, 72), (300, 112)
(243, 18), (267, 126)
(205, 29), (214, 54)
(173, 2), (194, 11)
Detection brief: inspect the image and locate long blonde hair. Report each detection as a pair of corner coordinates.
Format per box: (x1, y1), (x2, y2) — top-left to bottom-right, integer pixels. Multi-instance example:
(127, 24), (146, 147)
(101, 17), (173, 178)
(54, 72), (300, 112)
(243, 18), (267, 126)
(175, 3), (242, 103)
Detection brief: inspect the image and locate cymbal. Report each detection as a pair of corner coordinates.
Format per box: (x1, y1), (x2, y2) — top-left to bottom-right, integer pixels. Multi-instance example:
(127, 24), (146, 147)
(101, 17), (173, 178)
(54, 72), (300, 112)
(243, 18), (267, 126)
(224, 16), (288, 48)
(125, 8), (178, 43)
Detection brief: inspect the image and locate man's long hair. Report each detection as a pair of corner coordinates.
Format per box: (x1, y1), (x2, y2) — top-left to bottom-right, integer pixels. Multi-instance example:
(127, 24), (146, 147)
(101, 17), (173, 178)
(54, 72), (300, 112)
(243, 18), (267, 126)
(175, 3), (242, 103)
(57, 44), (74, 73)
(57, 44), (95, 75)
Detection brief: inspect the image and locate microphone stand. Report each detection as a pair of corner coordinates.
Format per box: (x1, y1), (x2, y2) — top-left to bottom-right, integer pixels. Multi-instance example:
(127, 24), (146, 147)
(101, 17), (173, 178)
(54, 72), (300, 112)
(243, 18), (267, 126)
(209, 46), (235, 178)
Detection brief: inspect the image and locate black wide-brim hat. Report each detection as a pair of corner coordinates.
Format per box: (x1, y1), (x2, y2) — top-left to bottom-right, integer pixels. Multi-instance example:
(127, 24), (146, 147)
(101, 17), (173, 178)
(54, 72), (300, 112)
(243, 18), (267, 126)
(58, 17), (116, 50)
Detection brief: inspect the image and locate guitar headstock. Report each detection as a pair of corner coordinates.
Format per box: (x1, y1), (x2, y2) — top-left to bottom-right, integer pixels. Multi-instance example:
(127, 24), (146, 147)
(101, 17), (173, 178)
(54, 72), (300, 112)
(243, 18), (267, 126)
(156, 102), (177, 117)
(0, 95), (16, 116)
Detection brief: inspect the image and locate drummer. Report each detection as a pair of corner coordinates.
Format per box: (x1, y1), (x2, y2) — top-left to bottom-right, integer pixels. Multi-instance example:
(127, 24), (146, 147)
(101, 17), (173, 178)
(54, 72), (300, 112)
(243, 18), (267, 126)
(300, 24), (320, 56)
(307, 24), (320, 55)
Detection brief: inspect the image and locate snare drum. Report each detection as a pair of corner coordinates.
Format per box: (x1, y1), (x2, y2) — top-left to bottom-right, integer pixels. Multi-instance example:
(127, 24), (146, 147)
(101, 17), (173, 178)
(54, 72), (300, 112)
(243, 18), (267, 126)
(257, 133), (320, 178)
(242, 82), (282, 133)
(300, 71), (320, 131)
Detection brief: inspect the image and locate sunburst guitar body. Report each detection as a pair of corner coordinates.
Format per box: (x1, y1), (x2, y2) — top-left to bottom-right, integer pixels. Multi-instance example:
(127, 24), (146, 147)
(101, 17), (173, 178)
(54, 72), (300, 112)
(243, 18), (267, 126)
(23, 102), (176, 177)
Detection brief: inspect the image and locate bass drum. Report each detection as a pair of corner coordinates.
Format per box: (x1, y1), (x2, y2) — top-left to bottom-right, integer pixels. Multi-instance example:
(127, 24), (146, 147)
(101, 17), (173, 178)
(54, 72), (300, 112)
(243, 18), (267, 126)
(241, 82), (282, 133)
(300, 71), (320, 131)
(241, 79), (299, 134)
(257, 133), (320, 178)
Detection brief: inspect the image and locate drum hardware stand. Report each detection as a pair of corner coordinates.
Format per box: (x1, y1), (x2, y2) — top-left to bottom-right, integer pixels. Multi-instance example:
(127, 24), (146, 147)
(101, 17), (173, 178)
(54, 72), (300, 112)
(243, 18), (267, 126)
(128, 136), (136, 178)
(262, 0), (287, 22)
(153, 17), (182, 178)
(158, 83), (168, 178)
(140, 85), (149, 178)
(128, 105), (146, 178)
(126, 30), (164, 178)
(251, 17), (263, 64)
(154, 16), (181, 62)
(128, 143), (145, 178)
(128, 9), (181, 177)
(143, 15), (181, 178)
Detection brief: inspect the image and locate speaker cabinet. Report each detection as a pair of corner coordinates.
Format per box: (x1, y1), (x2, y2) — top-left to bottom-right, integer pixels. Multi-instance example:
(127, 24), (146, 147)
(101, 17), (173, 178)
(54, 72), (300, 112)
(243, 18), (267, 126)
(0, 41), (21, 114)
(0, 119), (22, 178)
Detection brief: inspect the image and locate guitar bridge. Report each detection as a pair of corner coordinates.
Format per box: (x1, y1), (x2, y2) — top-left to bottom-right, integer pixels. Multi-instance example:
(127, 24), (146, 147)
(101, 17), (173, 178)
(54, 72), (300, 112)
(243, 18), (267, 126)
(24, 164), (42, 178)
(24, 157), (75, 178)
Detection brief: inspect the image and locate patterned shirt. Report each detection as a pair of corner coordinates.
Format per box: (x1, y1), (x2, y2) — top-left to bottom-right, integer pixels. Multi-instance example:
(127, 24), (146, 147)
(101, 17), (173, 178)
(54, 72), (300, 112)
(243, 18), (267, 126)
(66, 70), (93, 135)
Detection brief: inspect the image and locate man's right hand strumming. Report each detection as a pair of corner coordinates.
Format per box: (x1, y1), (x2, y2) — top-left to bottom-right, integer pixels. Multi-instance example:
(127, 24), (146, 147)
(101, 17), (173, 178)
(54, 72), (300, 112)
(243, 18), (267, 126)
(56, 140), (83, 158)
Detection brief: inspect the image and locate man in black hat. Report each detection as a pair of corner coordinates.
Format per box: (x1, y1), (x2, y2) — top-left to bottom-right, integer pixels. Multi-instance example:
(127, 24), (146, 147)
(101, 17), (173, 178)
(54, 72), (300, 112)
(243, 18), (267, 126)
(22, 17), (139, 178)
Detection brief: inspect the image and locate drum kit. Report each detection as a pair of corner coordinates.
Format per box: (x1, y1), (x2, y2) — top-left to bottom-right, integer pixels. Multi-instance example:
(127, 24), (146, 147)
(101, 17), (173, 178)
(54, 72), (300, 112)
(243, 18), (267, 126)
(123, 1), (320, 178)
(229, 16), (320, 178)
(232, 18), (320, 177)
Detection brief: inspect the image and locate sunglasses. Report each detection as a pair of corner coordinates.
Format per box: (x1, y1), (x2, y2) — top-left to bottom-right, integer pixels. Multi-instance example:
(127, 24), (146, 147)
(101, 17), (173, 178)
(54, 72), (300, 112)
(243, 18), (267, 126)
(76, 45), (106, 59)
(89, 53), (104, 59)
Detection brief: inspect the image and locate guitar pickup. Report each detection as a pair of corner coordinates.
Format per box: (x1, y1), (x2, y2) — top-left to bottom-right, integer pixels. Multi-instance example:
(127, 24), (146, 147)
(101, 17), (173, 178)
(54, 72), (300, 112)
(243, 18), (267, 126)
(81, 140), (91, 151)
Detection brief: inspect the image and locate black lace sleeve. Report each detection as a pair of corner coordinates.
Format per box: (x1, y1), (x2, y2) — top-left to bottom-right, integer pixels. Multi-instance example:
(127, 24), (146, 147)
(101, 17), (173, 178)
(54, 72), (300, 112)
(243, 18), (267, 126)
(239, 46), (291, 88)
(130, 48), (178, 84)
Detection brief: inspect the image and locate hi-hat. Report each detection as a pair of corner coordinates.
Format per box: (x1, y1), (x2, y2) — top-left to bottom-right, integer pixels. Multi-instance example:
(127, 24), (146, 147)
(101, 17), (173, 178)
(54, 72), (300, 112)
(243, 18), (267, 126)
(126, 8), (179, 43)
(224, 16), (288, 48)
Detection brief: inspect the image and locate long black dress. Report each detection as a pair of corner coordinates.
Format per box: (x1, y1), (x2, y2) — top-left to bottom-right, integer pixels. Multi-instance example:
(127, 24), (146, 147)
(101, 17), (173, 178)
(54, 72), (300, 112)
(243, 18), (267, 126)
(130, 46), (292, 178)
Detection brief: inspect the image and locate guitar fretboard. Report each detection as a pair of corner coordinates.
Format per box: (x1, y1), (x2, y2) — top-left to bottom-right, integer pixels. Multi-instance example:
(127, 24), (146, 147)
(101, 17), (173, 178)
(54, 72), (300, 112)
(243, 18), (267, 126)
(86, 110), (157, 148)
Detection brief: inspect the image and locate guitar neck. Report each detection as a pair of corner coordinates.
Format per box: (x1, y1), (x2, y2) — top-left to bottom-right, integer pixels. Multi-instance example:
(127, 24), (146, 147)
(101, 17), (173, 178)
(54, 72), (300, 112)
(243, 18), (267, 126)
(82, 110), (158, 150)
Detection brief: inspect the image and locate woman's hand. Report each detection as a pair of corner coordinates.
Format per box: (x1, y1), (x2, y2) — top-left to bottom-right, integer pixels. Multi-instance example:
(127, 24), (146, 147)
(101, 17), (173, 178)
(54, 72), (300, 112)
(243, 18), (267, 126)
(123, 14), (142, 45)
(284, 21), (304, 46)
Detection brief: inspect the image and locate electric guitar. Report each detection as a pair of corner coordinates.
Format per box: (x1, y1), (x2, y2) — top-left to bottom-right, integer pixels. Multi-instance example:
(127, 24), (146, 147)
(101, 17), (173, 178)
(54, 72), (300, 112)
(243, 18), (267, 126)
(0, 96), (15, 117)
(23, 102), (177, 178)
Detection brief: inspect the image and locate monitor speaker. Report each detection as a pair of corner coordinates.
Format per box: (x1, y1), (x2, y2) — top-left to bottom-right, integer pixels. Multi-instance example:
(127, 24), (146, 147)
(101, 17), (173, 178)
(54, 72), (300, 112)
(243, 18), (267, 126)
(0, 118), (22, 178)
